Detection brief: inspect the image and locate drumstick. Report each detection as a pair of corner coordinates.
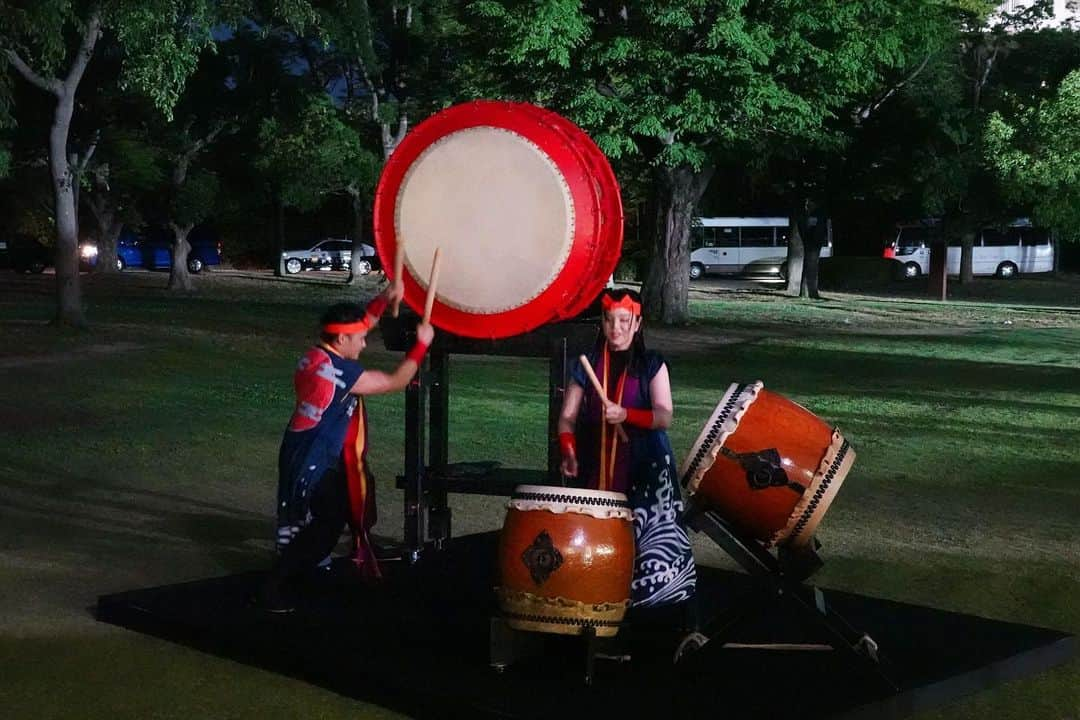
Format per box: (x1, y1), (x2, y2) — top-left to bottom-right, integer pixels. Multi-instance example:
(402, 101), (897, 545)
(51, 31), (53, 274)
(391, 242), (405, 318)
(578, 354), (629, 442)
(422, 247), (441, 325)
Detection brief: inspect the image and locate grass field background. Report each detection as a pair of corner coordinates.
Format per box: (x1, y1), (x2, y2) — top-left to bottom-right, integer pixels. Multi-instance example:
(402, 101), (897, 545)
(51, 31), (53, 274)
(0, 270), (1077, 719)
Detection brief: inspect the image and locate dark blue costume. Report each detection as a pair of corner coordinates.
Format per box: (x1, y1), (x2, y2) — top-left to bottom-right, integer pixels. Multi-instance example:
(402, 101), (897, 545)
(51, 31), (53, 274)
(277, 346), (364, 535)
(571, 348), (696, 608)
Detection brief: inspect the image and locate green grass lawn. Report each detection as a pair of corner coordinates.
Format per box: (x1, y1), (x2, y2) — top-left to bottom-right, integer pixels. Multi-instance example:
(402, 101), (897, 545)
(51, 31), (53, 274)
(0, 270), (1078, 719)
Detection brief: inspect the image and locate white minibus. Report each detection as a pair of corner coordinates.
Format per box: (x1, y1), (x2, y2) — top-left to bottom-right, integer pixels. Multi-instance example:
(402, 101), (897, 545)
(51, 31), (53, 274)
(892, 220), (1053, 278)
(689, 217), (832, 280)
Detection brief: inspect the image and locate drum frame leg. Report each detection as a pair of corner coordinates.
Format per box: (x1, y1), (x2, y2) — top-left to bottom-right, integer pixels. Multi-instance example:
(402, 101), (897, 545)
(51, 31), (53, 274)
(489, 615), (624, 685)
(683, 507), (899, 694)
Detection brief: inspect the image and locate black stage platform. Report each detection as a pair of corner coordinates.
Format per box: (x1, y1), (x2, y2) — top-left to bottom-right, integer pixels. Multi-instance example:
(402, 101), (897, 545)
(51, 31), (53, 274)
(97, 533), (1074, 719)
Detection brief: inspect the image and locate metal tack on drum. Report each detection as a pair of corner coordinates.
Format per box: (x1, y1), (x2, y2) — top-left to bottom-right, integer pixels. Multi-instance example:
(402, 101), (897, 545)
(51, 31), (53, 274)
(373, 100), (623, 339)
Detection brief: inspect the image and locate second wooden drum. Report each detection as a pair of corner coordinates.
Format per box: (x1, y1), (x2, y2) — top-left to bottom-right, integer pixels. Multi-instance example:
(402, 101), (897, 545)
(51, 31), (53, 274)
(679, 381), (856, 549)
(497, 485), (634, 637)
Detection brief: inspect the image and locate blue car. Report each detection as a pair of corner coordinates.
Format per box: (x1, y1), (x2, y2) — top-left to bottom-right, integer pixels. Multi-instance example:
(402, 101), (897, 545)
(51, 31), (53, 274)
(81, 226), (222, 273)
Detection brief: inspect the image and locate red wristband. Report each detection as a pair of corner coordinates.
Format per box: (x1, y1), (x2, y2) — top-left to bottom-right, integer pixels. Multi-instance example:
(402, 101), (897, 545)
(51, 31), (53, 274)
(558, 431), (576, 458)
(624, 408), (654, 429)
(365, 294), (389, 320)
(405, 340), (429, 365)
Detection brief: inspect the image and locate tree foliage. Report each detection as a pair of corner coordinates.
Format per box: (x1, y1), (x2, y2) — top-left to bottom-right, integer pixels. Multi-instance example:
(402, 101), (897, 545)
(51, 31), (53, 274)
(986, 68), (1080, 239)
(464, 0), (963, 318)
(256, 95), (379, 211)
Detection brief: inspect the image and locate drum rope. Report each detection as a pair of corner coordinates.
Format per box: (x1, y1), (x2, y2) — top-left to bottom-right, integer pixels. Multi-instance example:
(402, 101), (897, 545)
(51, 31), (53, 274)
(787, 438), (851, 544)
(680, 382), (749, 487)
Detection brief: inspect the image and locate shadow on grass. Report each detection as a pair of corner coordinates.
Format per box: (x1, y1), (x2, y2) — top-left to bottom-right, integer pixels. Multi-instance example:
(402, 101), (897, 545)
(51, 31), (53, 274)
(0, 457), (270, 575)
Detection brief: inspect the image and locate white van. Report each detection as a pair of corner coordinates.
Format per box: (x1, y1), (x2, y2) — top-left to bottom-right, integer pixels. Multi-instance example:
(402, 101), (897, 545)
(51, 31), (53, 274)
(893, 220), (1053, 278)
(689, 217), (832, 280)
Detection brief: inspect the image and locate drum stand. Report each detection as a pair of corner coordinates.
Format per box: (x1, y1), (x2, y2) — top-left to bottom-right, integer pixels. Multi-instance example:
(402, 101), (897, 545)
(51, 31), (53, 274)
(380, 312), (597, 560)
(681, 505), (899, 693)
(489, 616), (625, 686)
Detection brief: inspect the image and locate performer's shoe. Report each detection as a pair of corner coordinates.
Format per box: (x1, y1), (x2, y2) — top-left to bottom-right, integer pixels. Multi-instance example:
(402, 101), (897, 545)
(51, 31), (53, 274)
(254, 577), (296, 614)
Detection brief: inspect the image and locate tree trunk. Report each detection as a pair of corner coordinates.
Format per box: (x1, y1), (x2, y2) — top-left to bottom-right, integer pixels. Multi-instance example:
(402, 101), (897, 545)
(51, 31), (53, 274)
(802, 235), (823, 300)
(958, 231), (976, 284)
(785, 215), (806, 297)
(928, 239), (948, 301)
(89, 196), (122, 274)
(1051, 230), (1061, 275)
(49, 92), (85, 326)
(642, 164), (715, 325)
(347, 191), (366, 286)
(168, 222), (194, 291)
(96, 218), (123, 275)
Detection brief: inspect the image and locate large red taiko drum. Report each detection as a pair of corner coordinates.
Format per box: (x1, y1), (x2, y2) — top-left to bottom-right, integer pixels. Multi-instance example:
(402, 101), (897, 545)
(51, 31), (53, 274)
(373, 100), (623, 339)
(496, 485), (634, 637)
(679, 382), (855, 548)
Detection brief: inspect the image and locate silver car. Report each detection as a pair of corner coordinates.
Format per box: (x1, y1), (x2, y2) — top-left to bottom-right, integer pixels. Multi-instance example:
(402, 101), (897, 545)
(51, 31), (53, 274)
(281, 244), (333, 274)
(311, 238), (380, 275)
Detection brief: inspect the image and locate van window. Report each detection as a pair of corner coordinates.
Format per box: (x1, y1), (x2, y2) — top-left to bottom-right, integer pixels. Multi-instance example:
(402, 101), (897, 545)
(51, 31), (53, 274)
(715, 227), (738, 248)
(897, 227), (929, 248)
(690, 227), (712, 250)
(740, 227), (774, 247)
(1021, 228), (1051, 246)
(982, 229), (1018, 247)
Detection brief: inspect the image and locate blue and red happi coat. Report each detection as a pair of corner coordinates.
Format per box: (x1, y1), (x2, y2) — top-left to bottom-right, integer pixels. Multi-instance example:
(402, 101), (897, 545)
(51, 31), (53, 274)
(277, 346), (375, 541)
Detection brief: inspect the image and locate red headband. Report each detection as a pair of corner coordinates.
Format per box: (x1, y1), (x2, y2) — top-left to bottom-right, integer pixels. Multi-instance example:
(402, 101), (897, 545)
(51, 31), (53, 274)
(601, 294), (641, 316)
(322, 319), (371, 335)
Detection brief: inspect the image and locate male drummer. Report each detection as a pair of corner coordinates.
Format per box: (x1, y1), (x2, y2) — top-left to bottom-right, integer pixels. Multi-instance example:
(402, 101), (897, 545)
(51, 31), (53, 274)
(259, 283), (434, 613)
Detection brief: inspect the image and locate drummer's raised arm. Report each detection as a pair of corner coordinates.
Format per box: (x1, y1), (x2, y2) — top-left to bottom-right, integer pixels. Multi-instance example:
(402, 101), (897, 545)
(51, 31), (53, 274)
(349, 322), (434, 396)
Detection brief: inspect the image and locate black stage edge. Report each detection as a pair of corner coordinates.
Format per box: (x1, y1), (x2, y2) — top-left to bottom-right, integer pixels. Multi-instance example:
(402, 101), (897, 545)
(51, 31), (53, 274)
(97, 533), (1074, 720)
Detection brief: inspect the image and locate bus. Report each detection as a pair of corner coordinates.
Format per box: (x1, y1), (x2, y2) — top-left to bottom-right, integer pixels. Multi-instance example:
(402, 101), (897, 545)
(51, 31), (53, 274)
(892, 219), (1053, 278)
(689, 217), (832, 280)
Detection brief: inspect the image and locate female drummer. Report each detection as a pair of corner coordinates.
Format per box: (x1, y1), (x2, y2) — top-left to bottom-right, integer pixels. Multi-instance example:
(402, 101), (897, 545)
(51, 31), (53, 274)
(558, 288), (697, 609)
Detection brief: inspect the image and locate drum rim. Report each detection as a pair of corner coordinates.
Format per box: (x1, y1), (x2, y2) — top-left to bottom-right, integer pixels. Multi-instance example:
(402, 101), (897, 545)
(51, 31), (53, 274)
(374, 100), (622, 339)
(511, 483), (629, 504)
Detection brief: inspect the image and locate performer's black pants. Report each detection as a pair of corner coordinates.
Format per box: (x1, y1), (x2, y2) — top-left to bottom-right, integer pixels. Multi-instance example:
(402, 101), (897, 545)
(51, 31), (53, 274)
(266, 467), (349, 594)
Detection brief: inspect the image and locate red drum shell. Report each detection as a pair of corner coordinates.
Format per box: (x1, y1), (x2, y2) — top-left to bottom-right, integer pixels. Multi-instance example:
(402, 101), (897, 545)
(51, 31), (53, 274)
(497, 485), (634, 636)
(373, 100), (623, 339)
(680, 383), (855, 548)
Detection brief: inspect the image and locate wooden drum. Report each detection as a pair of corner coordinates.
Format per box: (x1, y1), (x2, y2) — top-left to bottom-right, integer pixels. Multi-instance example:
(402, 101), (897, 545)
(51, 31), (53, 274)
(373, 100), (623, 339)
(496, 485), (634, 637)
(679, 382), (855, 549)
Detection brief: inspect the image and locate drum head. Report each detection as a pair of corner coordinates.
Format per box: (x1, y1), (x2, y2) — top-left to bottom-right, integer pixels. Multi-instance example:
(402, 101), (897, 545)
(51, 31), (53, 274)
(374, 101), (623, 339)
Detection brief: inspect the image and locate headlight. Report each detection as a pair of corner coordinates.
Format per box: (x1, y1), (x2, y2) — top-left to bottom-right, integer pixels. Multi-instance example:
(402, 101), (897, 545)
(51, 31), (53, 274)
(80, 244), (98, 258)
(281, 252), (288, 258)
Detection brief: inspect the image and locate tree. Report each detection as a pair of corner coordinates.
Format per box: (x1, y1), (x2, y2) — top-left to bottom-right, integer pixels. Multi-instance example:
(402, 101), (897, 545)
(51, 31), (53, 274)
(0, 1), (315, 325)
(465, 1), (963, 322)
(163, 123), (225, 291)
(256, 95), (380, 280)
(310, 0), (465, 283)
(85, 130), (163, 273)
(986, 68), (1080, 266)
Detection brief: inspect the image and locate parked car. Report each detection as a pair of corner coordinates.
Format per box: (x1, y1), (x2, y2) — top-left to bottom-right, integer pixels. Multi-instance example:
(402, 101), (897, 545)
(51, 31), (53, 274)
(281, 243), (332, 274)
(282, 238), (381, 275)
(1, 234), (53, 273)
(80, 226), (222, 273)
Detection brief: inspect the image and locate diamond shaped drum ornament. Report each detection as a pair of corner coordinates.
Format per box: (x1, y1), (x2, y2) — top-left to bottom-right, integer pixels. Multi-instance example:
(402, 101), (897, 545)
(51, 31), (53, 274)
(520, 530), (564, 586)
(373, 101), (624, 339)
